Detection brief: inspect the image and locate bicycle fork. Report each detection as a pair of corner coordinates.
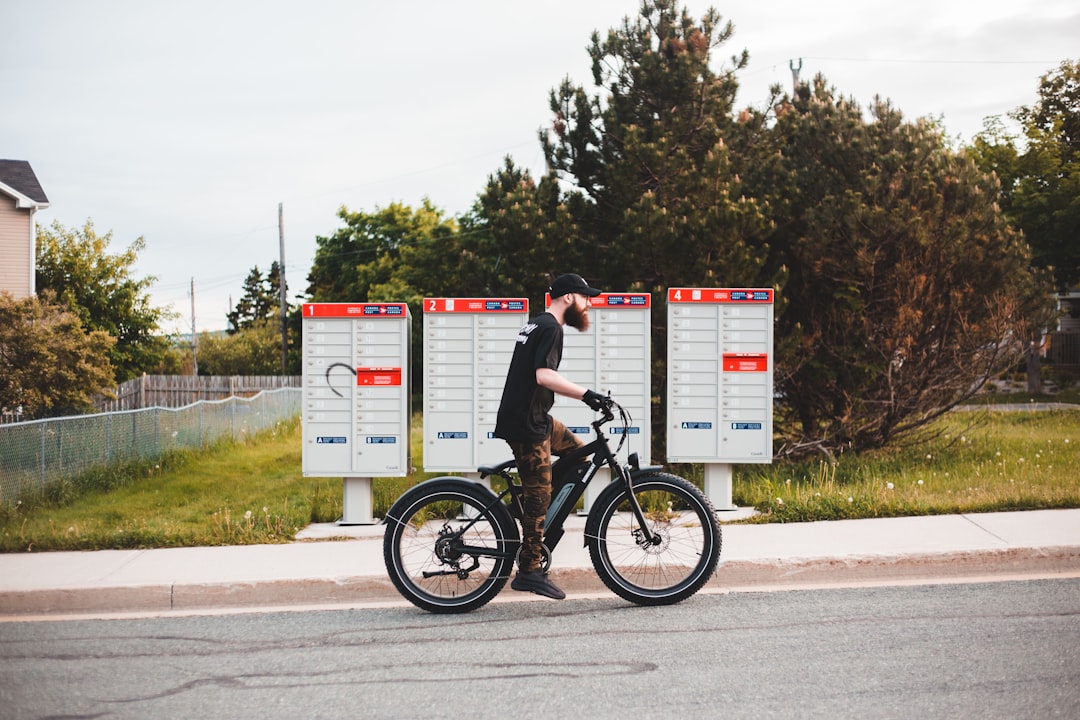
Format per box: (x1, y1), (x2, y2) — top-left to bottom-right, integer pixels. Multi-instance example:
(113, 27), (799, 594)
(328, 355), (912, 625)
(612, 462), (664, 549)
(557, 457), (661, 551)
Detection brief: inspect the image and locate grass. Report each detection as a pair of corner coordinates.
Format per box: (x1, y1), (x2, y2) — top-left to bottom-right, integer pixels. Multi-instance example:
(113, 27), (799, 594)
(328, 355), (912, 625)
(0, 418), (344, 552)
(1, 407), (1078, 551)
(729, 407), (1080, 522)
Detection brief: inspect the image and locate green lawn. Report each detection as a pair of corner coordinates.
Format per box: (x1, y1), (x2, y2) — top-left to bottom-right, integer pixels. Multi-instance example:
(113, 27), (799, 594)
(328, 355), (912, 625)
(1, 419), (342, 552)
(2, 407), (1078, 552)
(731, 407), (1080, 522)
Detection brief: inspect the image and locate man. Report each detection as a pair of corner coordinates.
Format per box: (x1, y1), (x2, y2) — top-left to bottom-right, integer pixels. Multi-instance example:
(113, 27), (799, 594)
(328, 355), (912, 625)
(494, 273), (608, 600)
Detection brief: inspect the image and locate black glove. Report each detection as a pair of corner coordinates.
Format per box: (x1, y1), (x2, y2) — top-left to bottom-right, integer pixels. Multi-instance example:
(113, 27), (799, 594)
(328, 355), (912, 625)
(582, 389), (607, 411)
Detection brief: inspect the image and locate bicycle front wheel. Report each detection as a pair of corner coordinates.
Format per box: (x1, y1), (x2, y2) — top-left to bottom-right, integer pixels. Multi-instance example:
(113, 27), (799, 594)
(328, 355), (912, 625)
(383, 480), (519, 613)
(586, 472), (721, 606)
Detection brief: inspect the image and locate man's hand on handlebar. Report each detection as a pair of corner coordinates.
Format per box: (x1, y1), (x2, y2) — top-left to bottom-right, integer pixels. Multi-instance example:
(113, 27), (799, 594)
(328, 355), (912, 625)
(582, 389), (612, 412)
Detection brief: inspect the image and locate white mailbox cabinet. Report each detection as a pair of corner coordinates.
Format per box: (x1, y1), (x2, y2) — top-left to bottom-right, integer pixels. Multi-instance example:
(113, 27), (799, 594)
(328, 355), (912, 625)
(551, 293), (652, 510)
(666, 288), (774, 509)
(422, 297), (528, 472)
(301, 302), (411, 523)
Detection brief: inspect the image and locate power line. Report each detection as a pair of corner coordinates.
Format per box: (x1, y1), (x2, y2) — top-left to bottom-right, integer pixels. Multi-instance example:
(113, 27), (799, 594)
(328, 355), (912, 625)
(800, 56), (1061, 66)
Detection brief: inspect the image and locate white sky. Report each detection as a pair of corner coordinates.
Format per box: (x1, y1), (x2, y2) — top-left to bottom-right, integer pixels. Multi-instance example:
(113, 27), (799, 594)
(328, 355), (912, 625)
(4, 0), (1077, 332)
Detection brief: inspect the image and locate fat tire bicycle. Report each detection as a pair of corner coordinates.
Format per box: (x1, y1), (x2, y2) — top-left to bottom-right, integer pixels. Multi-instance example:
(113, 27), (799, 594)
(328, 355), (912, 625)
(382, 396), (722, 613)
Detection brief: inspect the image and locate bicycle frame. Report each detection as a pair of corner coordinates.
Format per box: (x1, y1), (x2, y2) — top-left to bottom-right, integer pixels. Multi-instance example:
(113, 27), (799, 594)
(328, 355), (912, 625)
(442, 401), (662, 569)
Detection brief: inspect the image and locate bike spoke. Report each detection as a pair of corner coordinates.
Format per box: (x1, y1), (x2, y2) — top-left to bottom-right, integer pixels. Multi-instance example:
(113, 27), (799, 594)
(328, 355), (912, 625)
(384, 484), (517, 612)
(586, 474), (721, 605)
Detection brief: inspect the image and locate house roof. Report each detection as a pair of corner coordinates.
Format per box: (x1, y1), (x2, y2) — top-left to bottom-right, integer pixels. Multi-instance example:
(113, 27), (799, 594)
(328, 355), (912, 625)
(0, 159), (50, 206)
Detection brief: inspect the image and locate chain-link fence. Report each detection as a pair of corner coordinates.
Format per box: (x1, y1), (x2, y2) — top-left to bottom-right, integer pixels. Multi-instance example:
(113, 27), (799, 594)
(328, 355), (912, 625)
(0, 388), (301, 504)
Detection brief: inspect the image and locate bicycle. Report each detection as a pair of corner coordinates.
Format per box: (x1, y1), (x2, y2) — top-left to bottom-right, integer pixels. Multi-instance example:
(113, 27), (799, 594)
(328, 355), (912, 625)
(382, 395), (722, 613)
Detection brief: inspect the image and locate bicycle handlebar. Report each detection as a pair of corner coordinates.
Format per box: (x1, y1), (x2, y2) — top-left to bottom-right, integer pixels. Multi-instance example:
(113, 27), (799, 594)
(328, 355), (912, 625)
(591, 392), (632, 457)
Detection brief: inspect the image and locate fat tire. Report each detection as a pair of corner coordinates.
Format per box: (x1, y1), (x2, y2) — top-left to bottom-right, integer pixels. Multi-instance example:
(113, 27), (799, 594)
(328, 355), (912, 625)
(585, 472), (721, 606)
(383, 479), (519, 613)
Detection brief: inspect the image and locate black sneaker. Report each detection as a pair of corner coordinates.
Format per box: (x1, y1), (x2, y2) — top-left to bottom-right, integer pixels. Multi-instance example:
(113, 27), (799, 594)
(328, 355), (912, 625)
(511, 569), (566, 600)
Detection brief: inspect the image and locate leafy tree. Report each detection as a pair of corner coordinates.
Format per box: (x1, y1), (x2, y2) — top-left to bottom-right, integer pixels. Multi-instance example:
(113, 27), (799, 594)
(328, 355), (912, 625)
(306, 200), (459, 389)
(147, 344), (190, 375)
(457, 157), (592, 306)
(0, 291), (115, 418)
(463, 0), (779, 458)
(293, 0), (1053, 461)
(195, 321), (284, 376)
(971, 60), (1080, 291)
(226, 261), (288, 334)
(968, 116), (1022, 207)
(35, 220), (173, 383)
(749, 78), (1054, 457)
(284, 305), (304, 375)
(540, 0), (773, 293)
(307, 200), (458, 303)
(228, 266), (271, 333)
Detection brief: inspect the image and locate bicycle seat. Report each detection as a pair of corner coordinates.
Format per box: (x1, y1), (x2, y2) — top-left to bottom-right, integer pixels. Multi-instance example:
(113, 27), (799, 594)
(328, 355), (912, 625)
(478, 459), (516, 476)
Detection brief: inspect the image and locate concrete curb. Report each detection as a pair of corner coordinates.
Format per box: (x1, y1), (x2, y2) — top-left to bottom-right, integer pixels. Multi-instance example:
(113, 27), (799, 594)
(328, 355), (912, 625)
(4, 510), (1077, 617)
(3, 545), (1077, 618)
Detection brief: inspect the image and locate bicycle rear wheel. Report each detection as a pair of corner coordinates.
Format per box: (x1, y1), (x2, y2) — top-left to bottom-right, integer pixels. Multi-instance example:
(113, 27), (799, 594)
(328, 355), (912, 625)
(586, 472), (721, 606)
(383, 479), (518, 613)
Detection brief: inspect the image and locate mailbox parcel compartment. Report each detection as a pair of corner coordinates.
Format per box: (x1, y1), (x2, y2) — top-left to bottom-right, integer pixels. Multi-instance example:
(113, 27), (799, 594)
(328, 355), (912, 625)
(666, 289), (774, 463)
(422, 298), (528, 472)
(301, 303), (411, 477)
(552, 293), (652, 464)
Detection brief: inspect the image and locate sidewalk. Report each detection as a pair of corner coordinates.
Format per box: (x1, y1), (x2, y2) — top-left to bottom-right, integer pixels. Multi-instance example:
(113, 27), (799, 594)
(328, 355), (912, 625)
(1, 509), (1078, 617)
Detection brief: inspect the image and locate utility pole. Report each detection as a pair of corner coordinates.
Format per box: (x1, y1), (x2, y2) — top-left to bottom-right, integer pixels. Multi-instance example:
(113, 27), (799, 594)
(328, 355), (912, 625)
(790, 58), (803, 92)
(278, 202), (288, 374)
(190, 276), (198, 376)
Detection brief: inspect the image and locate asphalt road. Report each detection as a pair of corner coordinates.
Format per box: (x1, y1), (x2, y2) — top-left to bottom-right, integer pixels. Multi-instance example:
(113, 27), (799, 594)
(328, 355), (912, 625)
(1, 578), (1077, 719)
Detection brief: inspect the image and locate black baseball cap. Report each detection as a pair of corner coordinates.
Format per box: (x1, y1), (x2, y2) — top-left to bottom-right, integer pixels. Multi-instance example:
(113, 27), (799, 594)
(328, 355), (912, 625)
(549, 273), (603, 298)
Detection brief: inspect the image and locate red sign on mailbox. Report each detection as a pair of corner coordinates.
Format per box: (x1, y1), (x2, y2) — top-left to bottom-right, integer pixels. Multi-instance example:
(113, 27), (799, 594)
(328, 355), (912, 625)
(722, 353), (769, 372)
(356, 367), (402, 386)
(303, 302), (408, 317)
(424, 298), (527, 313)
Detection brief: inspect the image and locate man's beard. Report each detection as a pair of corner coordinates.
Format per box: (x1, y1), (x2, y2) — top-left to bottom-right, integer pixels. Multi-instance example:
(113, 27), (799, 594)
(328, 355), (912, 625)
(565, 300), (590, 332)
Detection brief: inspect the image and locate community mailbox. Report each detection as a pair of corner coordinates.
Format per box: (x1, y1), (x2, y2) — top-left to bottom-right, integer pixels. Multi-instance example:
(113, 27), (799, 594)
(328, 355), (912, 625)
(552, 292), (652, 510)
(301, 302), (411, 523)
(666, 288), (774, 509)
(422, 297), (529, 472)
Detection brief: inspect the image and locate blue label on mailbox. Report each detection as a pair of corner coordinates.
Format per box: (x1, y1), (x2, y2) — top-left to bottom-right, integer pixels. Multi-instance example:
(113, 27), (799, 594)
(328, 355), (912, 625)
(610, 427), (640, 435)
(484, 300), (526, 311)
(731, 423), (763, 430)
(730, 291), (771, 301)
(365, 437), (397, 444)
(363, 305), (404, 315)
(605, 295), (649, 306)
(568, 426), (591, 435)
(681, 422), (713, 429)
(316, 436), (347, 444)
(437, 431), (469, 439)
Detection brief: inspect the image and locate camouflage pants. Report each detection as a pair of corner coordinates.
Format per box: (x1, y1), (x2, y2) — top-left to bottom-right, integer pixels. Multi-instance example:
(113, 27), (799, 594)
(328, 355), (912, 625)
(506, 418), (584, 573)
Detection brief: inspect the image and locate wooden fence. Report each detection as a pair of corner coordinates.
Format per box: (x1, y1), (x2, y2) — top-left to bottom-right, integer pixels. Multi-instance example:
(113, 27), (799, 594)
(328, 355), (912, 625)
(95, 375), (301, 412)
(1047, 332), (1080, 366)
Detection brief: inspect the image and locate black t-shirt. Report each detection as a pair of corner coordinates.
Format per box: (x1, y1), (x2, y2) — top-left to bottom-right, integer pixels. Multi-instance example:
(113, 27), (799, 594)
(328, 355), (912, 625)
(494, 312), (563, 442)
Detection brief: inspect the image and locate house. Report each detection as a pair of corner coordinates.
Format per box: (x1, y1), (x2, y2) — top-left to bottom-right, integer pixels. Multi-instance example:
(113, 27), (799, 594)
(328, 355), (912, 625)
(0, 159), (50, 299)
(1058, 289), (1080, 333)
(1047, 288), (1080, 367)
